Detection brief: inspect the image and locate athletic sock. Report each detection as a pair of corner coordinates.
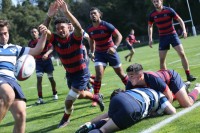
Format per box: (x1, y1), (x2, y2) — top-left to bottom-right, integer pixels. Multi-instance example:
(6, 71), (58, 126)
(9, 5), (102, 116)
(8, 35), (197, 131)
(38, 91), (43, 98)
(185, 70), (190, 76)
(93, 81), (101, 94)
(188, 89), (199, 102)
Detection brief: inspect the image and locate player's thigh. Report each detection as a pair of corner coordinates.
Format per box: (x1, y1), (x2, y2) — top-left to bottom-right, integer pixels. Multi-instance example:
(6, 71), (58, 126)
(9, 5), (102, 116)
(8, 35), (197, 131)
(175, 87), (192, 107)
(173, 44), (186, 56)
(100, 119), (120, 133)
(0, 83), (15, 104)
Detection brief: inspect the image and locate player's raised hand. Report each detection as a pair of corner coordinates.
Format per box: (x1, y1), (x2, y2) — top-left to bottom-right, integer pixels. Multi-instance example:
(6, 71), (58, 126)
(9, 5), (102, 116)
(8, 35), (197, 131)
(38, 24), (48, 34)
(47, 1), (59, 18)
(56, 0), (69, 13)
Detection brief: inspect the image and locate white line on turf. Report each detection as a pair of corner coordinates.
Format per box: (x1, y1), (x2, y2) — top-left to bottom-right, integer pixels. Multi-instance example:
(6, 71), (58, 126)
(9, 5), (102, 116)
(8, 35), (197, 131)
(140, 101), (200, 133)
(168, 60), (181, 65)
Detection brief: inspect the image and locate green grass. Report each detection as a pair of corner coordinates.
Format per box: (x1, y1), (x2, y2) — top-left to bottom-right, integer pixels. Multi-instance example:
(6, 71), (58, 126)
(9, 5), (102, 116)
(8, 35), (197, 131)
(1, 35), (200, 133)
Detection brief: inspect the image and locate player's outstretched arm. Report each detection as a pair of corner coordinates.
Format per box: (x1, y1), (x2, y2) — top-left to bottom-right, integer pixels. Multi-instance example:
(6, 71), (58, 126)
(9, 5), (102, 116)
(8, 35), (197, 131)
(29, 24), (47, 56)
(57, 0), (82, 37)
(176, 16), (187, 39)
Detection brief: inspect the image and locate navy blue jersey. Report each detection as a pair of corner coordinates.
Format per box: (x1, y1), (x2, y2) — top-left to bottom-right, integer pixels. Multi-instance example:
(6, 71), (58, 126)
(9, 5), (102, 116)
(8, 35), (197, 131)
(126, 88), (169, 117)
(126, 70), (184, 94)
(148, 6), (178, 36)
(87, 20), (118, 52)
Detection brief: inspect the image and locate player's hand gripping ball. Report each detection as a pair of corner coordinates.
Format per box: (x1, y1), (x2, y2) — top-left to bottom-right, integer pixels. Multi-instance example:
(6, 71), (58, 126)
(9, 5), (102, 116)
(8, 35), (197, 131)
(14, 54), (36, 81)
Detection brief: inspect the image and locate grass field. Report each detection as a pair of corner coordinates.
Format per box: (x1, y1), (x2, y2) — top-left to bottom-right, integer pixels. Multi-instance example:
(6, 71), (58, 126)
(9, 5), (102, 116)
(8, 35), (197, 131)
(1, 35), (200, 133)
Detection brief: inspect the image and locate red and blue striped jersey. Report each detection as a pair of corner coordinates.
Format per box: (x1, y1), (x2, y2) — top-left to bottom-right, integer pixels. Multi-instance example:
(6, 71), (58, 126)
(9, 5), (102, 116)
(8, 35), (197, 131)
(126, 34), (136, 45)
(126, 70), (172, 93)
(148, 6), (179, 36)
(49, 33), (86, 74)
(87, 20), (118, 52)
(28, 39), (52, 59)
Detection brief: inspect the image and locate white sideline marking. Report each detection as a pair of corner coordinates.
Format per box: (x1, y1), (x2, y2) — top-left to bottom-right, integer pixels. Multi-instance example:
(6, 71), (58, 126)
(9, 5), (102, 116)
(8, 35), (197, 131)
(140, 102), (200, 133)
(168, 60), (181, 65)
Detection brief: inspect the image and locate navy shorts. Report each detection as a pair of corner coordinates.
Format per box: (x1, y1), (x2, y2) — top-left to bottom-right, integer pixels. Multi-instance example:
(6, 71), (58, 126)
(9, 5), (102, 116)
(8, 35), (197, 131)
(159, 33), (181, 50)
(0, 77), (26, 101)
(168, 70), (184, 94)
(125, 42), (133, 50)
(94, 51), (121, 68)
(66, 68), (90, 90)
(36, 58), (54, 74)
(108, 92), (142, 129)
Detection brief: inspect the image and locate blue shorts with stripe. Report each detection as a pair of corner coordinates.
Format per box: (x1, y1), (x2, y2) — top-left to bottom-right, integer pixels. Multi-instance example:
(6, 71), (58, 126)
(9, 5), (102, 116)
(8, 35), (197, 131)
(35, 58), (54, 74)
(0, 77), (26, 101)
(168, 70), (184, 94)
(94, 51), (121, 67)
(125, 41), (133, 50)
(66, 68), (90, 90)
(159, 33), (181, 50)
(108, 92), (142, 129)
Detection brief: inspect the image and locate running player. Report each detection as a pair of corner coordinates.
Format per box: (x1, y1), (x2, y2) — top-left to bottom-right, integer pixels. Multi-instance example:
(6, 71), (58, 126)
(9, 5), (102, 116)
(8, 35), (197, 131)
(87, 7), (128, 106)
(0, 20), (47, 132)
(28, 27), (58, 104)
(148, 0), (196, 82)
(124, 29), (140, 62)
(43, 0), (105, 128)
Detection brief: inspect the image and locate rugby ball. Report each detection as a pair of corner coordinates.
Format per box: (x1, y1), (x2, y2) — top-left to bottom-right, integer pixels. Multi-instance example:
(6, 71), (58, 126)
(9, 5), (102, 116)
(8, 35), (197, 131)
(14, 54), (36, 81)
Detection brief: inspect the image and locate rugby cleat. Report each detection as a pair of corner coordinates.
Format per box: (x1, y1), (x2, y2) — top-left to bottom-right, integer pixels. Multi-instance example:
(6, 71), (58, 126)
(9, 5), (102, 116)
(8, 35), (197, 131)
(187, 75), (196, 82)
(53, 94), (58, 100)
(75, 122), (92, 133)
(96, 93), (105, 112)
(57, 117), (70, 128)
(35, 98), (44, 105)
(195, 83), (200, 87)
(184, 81), (191, 94)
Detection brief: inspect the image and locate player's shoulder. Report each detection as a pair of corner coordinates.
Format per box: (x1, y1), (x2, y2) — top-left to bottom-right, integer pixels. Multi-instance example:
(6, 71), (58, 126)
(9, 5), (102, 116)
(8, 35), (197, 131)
(163, 6), (176, 13)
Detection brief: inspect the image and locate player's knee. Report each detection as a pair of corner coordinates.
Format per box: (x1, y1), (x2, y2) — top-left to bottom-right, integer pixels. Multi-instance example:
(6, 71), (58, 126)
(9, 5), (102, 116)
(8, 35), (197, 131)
(47, 73), (53, 78)
(36, 72), (43, 77)
(14, 110), (26, 123)
(66, 89), (80, 103)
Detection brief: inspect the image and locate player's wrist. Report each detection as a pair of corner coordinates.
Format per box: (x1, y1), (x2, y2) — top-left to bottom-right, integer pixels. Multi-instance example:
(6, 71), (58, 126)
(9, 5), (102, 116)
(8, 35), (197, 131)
(47, 13), (53, 19)
(112, 45), (118, 50)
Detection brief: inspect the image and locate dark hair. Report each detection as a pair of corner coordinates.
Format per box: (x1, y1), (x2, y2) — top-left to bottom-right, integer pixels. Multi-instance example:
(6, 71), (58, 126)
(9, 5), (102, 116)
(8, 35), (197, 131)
(90, 7), (103, 18)
(0, 20), (10, 29)
(126, 63), (143, 73)
(30, 27), (38, 32)
(54, 17), (70, 25)
(110, 88), (125, 100)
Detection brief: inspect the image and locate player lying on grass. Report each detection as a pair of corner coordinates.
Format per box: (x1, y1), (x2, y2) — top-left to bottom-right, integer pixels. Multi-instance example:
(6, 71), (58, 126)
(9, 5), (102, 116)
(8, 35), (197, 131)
(76, 88), (176, 133)
(126, 63), (200, 108)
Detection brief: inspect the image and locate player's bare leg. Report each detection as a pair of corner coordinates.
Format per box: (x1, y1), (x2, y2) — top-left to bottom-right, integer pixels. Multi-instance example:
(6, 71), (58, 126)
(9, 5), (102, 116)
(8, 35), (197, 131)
(159, 50), (168, 70)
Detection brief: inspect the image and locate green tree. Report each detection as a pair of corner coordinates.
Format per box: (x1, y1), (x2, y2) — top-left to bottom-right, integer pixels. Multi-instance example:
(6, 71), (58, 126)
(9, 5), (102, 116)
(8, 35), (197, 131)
(2, 0), (12, 13)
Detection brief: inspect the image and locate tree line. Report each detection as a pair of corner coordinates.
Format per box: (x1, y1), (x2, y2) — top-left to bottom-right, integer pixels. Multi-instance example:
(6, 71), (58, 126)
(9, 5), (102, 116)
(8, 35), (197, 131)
(0, 0), (200, 46)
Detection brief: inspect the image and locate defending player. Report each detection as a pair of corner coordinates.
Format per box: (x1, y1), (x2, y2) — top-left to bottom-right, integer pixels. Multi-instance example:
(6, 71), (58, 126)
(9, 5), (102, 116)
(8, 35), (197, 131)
(88, 7), (128, 106)
(0, 20), (47, 132)
(43, 0), (105, 128)
(148, 0), (196, 82)
(126, 63), (200, 108)
(76, 88), (177, 133)
(28, 27), (58, 104)
(124, 29), (140, 62)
